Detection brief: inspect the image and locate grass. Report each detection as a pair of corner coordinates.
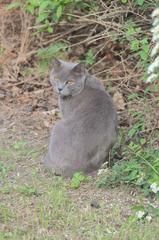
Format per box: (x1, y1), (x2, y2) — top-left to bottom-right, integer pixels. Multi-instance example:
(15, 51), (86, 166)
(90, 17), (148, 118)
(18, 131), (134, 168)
(119, 221), (159, 240)
(0, 140), (159, 240)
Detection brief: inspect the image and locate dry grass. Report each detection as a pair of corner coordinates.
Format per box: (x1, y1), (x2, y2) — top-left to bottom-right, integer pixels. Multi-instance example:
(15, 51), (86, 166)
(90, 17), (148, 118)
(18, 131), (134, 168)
(0, 1), (153, 83)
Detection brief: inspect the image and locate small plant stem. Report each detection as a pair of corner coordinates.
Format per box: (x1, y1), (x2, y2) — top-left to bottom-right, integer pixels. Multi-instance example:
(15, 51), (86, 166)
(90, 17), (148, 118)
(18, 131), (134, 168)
(128, 147), (159, 176)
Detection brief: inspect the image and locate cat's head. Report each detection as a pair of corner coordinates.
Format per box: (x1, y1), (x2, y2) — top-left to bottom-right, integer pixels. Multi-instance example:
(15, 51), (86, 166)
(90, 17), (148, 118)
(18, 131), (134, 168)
(50, 59), (86, 97)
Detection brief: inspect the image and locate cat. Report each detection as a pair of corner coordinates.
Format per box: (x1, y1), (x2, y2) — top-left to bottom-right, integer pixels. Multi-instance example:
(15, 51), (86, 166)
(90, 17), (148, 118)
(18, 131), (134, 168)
(44, 59), (118, 177)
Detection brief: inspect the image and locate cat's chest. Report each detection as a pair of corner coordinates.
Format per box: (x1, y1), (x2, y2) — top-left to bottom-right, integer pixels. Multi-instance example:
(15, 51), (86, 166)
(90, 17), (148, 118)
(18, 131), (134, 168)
(58, 87), (102, 119)
(59, 97), (75, 118)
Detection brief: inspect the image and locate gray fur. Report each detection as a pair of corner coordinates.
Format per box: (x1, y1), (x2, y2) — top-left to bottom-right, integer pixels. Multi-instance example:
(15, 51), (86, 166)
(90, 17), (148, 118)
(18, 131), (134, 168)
(44, 59), (117, 176)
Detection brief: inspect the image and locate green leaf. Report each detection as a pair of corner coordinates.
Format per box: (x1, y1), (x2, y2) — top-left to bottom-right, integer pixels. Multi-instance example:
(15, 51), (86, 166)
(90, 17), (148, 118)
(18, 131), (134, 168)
(121, 0), (128, 3)
(19, 185), (39, 196)
(85, 49), (94, 65)
(26, 4), (35, 14)
(125, 25), (136, 39)
(123, 170), (139, 181)
(70, 172), (86, 189)
(56, 5), (63, 20)
(139, 50), (148, 61)
(37, 42), (68, 59)
(27, 0), (39, 7)
(130, 39), (140, 52)
(12, 141), (27, 150)
(6, 2), (21, 10)
(47, 26), (53, 33)
(140, 138), (146, 145)
(132, 205), (145, 212)
(39, 1), (50, 12)
(135, 0), (145, 6)
(128, 123), (143, 137)
(37, 12), (49, 22)
(141, 37), (148, 45)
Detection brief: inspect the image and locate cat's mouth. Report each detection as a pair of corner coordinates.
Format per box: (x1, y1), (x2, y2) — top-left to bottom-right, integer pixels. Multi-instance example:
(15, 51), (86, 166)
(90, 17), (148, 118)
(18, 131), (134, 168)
(53, 88), (70, 97)
(59, 93), (72, 99)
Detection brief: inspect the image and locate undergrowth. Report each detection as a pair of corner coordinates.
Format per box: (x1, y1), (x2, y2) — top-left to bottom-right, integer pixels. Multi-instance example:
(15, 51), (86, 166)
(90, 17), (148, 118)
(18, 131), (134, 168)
(1, 0), (159, 236)
(98, 143), (159, 197)
(3, 0), (157, 79)
(98, 97), (159, 199)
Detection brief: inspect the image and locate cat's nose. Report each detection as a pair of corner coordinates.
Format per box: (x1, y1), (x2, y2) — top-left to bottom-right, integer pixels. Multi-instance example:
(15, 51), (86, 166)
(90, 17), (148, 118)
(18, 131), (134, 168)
(58, 87), (63, 92)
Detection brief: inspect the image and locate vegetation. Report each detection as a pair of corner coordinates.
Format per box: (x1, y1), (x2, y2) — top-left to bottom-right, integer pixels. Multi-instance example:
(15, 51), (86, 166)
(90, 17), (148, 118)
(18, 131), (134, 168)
(0, 142), (159, 239)
(0, 0), (159, 239)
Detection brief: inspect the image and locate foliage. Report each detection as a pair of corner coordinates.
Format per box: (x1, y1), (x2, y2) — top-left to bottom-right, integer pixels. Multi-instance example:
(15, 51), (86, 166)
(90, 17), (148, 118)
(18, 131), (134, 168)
(12, 140), (28, 150)
(70, 172), (87, 189)
(36, 42), (68, 75)
(120, 0), (145, 6)
(98, 141), (159, 197)
(125, 21), (149, 70)
(98, 93), (159, 198)
(0, 161), (7, 179)
(36, 42), (68, 59)
(132, 204), (159, 221)
(0, 204), (12, 224)
(6, 0), (84, 33)
(19, 184), (39, 196)
(85, 48), (94, 66)
(5, 0), (155, 80)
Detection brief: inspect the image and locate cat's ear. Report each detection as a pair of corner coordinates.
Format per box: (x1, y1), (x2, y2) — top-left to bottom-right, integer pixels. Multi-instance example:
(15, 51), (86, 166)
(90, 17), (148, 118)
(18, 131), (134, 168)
(52, 58), (61, 70)
(72, 62), (85, 75)
(50, 59), (61, 86)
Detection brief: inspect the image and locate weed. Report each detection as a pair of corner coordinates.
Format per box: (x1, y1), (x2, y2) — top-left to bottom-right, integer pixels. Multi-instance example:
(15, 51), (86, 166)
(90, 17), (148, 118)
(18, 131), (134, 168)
(36, 42), (68, 75)
(0, 204), (12, 224)
(124, 21), (149, 72)
(19, 185), (39, 196)
(0, 185), (11, 194)
(85, 48), (94, 66)
(36, 42), (68, 60)
(120, 0), (146, 6)
(98, 140), (159, 197)
(70, 172), (87, 189)
(0, 161), (7, 179)
(5, 2), (21, 10)
(6, 0), (85, 33)
(132, 204), (159, 221)
(0, 141), (43, 162)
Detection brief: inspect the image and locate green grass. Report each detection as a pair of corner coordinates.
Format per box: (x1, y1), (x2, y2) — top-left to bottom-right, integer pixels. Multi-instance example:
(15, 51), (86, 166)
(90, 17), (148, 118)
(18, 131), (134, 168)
(0, 140), (158, 240)
(120, 220), (159, 240)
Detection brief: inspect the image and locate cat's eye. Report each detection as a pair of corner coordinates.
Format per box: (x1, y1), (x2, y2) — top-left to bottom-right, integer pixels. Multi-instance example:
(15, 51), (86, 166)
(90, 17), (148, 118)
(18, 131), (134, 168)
(66, 80), (74, 85)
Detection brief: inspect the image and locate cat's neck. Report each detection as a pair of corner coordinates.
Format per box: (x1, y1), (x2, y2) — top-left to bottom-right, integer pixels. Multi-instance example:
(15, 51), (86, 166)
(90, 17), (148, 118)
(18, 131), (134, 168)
(58, 74), (105, 118)
(58, 84), (90, 118)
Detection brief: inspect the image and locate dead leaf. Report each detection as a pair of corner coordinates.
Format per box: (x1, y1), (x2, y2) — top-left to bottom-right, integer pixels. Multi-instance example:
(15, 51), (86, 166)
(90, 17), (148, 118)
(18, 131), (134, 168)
(43, 109), (59, 116)
(113, 91), (125, 110)
(11, 86), (21, 97)
(43, 120), (50, 128)
(0, 90), (6, 99)
(19, 92), (32, 104)
(34, 89), (45, 99)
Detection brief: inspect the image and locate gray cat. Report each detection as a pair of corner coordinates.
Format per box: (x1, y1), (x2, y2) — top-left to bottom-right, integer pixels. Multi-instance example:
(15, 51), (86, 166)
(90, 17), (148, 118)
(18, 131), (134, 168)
(44, 59), (117, 177)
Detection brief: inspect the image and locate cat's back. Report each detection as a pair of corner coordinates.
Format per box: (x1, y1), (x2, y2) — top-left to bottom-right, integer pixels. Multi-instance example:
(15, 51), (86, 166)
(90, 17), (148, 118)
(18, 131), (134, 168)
(65, 86), (117, 135)
(73, 86), (116, 119)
